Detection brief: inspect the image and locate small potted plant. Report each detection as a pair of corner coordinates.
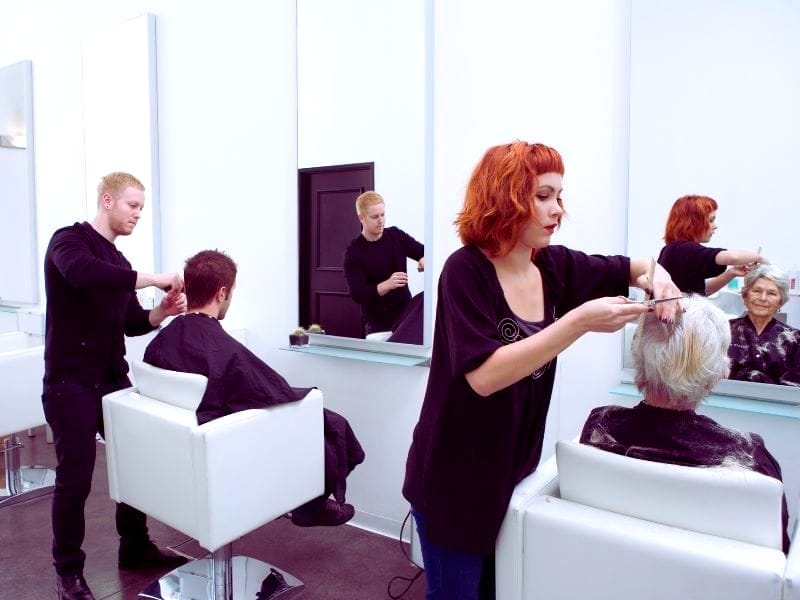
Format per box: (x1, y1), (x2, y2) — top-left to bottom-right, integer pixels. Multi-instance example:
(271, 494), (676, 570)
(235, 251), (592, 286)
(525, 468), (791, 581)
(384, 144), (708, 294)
(289, 326), (309, 347)
(307, 323), (325, 335)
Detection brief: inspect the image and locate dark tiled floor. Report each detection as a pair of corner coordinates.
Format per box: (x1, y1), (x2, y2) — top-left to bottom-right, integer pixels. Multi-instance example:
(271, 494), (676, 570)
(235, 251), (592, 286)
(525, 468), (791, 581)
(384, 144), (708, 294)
(1, 427), (425, 599)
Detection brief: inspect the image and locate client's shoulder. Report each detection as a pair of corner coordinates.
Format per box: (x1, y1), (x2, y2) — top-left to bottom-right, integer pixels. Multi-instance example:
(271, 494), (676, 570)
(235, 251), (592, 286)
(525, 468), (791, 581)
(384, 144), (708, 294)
(580, 404), (630, 441)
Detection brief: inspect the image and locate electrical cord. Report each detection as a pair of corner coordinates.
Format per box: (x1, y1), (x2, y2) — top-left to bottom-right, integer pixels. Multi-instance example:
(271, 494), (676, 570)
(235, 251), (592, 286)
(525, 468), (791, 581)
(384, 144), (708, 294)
(387, 510), (424, 599)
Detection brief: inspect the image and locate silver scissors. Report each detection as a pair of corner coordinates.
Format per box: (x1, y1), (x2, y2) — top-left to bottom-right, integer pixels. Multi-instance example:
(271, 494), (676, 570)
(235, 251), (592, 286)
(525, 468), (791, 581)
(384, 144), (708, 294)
(630, 293), (690, 306)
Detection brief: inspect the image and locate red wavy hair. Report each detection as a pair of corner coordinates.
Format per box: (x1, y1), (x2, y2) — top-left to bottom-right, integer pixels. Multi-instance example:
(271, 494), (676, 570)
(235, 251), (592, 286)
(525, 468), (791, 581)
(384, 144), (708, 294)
(663, 195), (718, 243)
(456, 141), (565, 257)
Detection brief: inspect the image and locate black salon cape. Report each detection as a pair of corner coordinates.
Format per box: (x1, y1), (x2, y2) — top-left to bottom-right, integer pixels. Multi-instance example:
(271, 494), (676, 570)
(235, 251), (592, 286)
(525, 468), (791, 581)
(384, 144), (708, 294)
(728, 316), (800, 386)
(582, 402), (790, 553)
(144, 313), (364, 504)
(387, 291), (424, 345)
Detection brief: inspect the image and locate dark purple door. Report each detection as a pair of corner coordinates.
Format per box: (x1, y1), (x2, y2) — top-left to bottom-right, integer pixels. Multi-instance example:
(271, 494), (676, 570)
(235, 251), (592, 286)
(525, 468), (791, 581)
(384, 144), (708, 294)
(298, 163), (374, 337)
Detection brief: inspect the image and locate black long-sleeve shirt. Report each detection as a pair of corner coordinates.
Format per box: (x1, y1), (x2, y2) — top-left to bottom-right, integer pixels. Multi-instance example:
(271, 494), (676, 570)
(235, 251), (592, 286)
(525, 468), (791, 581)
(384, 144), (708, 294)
(657, 240), (725, 295)
(44, 221), (154, 383)
(342, 226), (424, 333)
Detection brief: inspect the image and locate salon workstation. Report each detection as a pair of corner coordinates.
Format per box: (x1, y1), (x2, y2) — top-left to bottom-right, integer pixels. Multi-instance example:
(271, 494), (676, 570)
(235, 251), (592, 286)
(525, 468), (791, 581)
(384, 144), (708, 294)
(1, 1), (800, 599)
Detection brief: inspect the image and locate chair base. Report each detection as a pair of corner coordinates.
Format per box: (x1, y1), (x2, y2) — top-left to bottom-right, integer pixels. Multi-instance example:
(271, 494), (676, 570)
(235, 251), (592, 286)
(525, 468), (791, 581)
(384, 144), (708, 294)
(0, 465), (56, 508)
(139, 555), (304, 599)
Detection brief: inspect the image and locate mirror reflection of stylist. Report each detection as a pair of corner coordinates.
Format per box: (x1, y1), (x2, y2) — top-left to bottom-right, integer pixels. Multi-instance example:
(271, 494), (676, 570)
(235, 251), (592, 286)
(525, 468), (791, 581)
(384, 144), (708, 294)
(342, 191), (424, 335)
(728, 265), (800, 386)
(657, 195), (765, 295)
(402, 141), (681, 599)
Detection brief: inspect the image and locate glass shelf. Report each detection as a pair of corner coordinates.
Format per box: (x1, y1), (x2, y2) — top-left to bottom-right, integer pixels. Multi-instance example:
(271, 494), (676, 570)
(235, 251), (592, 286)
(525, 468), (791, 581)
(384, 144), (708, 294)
(611, 383), (800, 420)
(280, 344), (429, 367)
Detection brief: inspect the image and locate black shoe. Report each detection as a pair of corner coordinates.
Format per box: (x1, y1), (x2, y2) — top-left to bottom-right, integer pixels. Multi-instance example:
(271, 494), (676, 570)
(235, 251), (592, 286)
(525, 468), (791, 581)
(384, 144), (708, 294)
(291, 498), (355, 527)
(118, 540), (188, 570)
(256, 568), (303, 599)
(56, 574), (96, 600)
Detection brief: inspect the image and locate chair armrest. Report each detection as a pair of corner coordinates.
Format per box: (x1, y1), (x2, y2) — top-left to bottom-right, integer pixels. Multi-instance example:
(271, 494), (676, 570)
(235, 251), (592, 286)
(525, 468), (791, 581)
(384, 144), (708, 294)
(785, 506), (800, 599)
(193, 390), (325, 550)
(496, 454), (560, 600)
(0, 345), (45, 434)
(102, 388), (200, 532)
(0, 331), (30, 353)
(524, 496), (786, 600)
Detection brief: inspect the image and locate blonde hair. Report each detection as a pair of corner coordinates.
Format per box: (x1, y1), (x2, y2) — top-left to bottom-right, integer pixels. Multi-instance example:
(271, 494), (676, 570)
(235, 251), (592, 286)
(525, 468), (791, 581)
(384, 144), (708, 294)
(355, 191), (384, 216)
(97, 172), (144, 206)
(633, 296), (731, 409)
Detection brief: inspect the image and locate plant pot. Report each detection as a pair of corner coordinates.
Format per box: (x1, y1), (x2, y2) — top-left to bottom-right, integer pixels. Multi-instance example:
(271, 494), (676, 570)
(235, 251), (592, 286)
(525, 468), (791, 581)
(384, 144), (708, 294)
(289, 334), (309, 347)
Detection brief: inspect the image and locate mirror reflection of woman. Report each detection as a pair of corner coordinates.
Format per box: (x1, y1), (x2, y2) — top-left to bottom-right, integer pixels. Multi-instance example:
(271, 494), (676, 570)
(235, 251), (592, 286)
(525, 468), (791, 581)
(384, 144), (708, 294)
(657, 195), (765, 295)
(402, 141), (681, 599)
(728, 265), (800, 386)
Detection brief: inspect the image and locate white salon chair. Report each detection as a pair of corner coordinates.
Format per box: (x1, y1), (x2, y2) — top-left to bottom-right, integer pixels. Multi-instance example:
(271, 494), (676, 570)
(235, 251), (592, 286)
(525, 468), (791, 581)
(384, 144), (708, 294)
(102, 360), (324, 599)
(496, 439), (795, 600)
(0, 332), (54, 507)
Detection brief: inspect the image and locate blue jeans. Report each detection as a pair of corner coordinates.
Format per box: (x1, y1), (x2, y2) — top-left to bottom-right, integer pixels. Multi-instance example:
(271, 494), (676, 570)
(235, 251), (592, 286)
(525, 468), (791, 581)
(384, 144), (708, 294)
(412, 509), (495, 600)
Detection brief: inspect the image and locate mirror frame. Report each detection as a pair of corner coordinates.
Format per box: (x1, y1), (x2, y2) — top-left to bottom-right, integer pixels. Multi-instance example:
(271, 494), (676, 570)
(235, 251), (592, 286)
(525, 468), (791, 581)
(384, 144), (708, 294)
(0, 59), (38, 306)
(296, 0), (434, 353)
(623, 0), (800, 404)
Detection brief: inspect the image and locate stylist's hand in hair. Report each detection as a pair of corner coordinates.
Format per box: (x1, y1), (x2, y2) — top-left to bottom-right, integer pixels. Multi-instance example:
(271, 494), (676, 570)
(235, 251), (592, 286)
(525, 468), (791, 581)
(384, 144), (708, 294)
(649, 263), (682, 323)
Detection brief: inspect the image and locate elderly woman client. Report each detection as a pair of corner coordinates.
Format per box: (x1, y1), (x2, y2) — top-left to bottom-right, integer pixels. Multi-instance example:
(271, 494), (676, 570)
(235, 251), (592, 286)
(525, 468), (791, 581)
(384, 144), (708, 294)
(581, 295), (789, 552)
(728, 264), (800, 386)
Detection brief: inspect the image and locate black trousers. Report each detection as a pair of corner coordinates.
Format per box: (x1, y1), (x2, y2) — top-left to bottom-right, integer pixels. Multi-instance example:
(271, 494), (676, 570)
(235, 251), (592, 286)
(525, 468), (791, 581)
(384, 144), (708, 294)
(42, 377), (149, 576)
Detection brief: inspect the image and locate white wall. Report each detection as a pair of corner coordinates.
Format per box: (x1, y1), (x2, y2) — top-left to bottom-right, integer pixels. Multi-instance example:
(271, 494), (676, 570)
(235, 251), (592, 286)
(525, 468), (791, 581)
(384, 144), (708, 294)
(269, 351), (429, 537)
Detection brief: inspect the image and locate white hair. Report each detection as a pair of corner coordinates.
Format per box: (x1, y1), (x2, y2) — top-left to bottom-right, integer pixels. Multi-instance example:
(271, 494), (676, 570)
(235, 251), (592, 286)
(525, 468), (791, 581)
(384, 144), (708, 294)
(633, 296), (731, 410)
(741, 264), (790, 306)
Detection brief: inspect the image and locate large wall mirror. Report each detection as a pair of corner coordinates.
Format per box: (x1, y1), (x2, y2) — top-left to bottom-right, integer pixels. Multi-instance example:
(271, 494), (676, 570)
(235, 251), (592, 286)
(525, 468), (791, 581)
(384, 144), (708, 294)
(0, 59), (37, 306)
(626, 0), (800, 401)
(297, 0), (431, 348)
(82, 14), (160, 306)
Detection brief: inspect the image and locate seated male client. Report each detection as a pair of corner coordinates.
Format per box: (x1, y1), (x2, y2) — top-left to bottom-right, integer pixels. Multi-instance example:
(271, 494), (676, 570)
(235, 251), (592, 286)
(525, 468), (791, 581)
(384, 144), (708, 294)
(144, 250), (365, 526)
(581, 295), (789, 552)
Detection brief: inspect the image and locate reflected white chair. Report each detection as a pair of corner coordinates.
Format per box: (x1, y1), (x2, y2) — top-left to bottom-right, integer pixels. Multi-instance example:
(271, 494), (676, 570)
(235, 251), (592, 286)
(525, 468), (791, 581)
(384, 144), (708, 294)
(102, 360), (324, 599)
(496, 439), (795, 600)
(365, 331), (392, 342)
(0, 332), (54, 507)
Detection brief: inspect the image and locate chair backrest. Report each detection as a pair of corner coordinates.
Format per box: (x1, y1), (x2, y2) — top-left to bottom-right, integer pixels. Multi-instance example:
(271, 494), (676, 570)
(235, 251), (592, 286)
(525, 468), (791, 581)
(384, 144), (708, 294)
(132, 360), (208, 411)
(556, 439), (784, 549)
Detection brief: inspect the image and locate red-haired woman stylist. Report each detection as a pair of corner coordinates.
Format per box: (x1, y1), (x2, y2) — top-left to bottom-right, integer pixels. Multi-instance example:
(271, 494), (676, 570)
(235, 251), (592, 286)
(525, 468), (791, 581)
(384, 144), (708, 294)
(402, 141), (680, 599)
(658, 194), (764, 295)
